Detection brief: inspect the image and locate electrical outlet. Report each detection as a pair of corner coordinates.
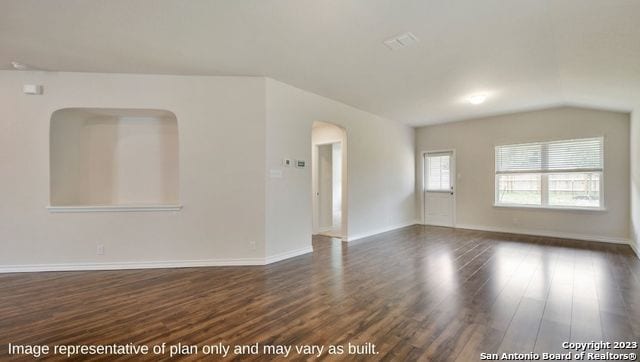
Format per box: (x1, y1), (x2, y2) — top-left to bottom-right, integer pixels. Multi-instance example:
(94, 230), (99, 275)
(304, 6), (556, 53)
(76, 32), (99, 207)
(249, 241), (256, 251)
(96, 244), (105, 255)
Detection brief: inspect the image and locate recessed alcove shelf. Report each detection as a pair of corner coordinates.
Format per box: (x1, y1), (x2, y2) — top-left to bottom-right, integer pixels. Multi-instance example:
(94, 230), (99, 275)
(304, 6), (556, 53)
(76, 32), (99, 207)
(49, 108), (181, 212)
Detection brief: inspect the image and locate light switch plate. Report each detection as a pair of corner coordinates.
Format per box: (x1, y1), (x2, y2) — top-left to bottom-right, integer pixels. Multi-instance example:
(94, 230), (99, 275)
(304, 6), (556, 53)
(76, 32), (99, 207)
(23, 84), (43, 95)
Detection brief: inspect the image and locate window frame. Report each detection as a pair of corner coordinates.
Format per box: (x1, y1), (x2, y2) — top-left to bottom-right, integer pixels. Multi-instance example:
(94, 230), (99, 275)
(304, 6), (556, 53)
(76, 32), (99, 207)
(493, 137), (606, 211)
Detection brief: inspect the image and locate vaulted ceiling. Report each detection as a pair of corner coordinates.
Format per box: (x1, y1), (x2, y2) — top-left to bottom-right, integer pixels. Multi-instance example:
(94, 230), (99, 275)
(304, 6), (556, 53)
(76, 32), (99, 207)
(1, 0), (638, 126)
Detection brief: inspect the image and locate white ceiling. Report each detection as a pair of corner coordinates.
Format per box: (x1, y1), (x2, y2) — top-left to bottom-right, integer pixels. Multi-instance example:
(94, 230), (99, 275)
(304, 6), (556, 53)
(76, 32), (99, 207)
(1, 0), (639, 126)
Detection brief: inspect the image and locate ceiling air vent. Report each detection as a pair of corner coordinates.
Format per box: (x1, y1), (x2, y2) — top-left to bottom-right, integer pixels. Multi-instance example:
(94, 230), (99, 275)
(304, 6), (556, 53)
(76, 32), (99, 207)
(383, 32), (419, 50)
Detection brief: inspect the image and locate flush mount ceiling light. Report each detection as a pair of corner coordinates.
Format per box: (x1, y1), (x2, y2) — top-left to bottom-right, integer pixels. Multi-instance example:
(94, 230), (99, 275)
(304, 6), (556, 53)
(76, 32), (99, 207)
(468, 93), (488, 105)
(11, 61), (31, 70)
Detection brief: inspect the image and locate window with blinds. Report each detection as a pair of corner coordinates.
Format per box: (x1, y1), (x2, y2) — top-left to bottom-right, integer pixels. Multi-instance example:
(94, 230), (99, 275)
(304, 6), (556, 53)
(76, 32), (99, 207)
(426, 154), (451, 191)
(495, 137), (603, 208)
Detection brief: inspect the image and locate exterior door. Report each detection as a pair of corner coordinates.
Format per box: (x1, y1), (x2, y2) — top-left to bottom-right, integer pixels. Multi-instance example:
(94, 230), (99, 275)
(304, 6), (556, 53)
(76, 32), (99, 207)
(424, 151), (455, 227)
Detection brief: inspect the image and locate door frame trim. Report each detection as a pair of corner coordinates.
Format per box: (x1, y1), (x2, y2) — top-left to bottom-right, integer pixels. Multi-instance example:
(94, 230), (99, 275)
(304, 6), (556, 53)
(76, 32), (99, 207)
(311, 121), (349, 239)
(422, 149), (457, 227)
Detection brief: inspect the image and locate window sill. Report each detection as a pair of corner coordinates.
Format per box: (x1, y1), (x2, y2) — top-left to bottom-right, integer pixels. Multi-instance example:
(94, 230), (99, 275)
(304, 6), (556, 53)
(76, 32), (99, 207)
(493, 204), (606, 212)
(47, 204), (183, 213)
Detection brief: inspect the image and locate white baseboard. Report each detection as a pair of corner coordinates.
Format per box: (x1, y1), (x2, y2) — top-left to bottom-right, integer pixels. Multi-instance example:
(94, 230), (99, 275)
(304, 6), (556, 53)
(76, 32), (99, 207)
(346, 220), (419, 242)
(1, 245), (316, 273)
(454, 223), (631, 245)
(0, 244), (318, 273)
(629, 240), (640, 260)
(265, 246), (314, 264)
(46, 204), (183, 213)
(0, 257), (266, 273)
(6, 223), (631, 273)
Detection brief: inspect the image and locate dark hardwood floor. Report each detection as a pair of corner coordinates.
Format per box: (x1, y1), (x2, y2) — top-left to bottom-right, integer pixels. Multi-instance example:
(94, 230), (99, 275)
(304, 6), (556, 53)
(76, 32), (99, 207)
(1, 225), (639, 361)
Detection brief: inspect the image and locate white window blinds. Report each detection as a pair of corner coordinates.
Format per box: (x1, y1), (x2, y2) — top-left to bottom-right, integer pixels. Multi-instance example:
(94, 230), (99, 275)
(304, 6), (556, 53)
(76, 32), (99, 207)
(426, 154), (451, 191)
(496, 137), (603, 174)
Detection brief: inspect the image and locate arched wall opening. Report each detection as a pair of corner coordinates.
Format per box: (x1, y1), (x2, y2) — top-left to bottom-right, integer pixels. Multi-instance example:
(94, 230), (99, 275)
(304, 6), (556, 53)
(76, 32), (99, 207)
(49, 108), (179, 210)
(311, 121), (348, 239)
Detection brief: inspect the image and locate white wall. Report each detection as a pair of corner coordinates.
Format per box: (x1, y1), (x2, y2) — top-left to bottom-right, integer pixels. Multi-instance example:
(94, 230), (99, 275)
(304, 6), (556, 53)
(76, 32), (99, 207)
(0, 71), (267, 269)
(1, 72), (418, 270)
(416, 106), (630, 243)
(265, 78), (416, 259)
(631, 110), (640, 255)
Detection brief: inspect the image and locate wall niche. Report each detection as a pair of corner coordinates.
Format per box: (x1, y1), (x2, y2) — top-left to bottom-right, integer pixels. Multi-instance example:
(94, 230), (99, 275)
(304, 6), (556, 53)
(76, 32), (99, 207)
(49, 108), (180, 212)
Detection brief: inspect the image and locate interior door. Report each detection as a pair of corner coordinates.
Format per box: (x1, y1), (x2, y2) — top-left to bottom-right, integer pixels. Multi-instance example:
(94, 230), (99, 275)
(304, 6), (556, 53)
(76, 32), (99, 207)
(424, 151), (455, 227)
(317, 144), (334, 231)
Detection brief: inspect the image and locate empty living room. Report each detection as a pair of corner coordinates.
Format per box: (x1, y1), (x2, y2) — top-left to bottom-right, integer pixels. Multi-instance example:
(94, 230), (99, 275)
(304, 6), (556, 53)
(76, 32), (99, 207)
(1, 1), (639, 361)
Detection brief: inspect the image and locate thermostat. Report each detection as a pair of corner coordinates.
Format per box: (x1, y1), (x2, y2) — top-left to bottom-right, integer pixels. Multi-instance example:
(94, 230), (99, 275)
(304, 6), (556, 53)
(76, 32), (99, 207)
(295, 160), (306, 168)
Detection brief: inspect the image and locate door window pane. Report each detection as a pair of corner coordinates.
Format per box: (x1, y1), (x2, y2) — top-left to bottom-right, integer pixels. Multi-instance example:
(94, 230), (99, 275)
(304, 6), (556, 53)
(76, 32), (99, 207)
(548, 173), (600, 207)
(496, 174), (541, 205)
(426, 155), (450, 191)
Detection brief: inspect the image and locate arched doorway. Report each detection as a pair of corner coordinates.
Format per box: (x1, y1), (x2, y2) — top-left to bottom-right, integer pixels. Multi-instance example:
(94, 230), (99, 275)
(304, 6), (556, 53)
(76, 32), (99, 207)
(312, 121), (347, 239)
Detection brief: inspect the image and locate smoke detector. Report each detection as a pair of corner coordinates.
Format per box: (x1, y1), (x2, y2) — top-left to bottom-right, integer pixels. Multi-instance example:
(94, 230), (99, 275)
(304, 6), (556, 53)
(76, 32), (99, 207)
(384, 32), (419, 50)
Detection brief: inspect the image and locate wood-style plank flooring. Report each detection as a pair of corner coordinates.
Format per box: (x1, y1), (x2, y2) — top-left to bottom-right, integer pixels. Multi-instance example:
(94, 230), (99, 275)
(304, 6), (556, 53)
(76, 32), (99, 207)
(1, 225), (639, 361)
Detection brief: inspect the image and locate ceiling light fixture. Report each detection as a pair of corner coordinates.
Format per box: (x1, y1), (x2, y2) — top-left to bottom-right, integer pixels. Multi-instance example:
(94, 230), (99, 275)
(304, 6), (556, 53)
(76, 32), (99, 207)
(11, 61), (31, 70)
(468, 93), (487, 105)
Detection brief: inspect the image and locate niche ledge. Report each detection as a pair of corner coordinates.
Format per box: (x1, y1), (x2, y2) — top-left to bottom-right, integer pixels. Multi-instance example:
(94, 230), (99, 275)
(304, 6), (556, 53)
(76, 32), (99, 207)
(46, 204), (183, 213)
